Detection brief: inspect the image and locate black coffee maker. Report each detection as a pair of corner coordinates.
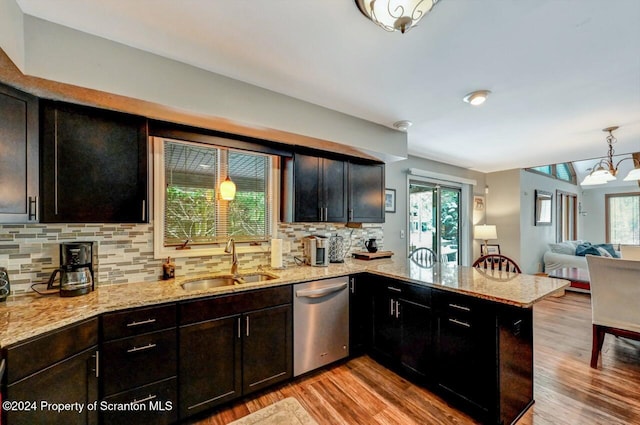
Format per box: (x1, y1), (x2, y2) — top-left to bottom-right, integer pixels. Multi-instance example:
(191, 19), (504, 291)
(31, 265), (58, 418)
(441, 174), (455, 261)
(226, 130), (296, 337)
(47, 242), (95, 297)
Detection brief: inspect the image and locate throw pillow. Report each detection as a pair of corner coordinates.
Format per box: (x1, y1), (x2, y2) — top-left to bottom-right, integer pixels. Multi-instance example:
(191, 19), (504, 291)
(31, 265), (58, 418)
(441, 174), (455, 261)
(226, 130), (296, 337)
(596, 247), (613, 257)
(549, 242), (575, 255)
(565, 240), (584, 249)
(575, 242), (601, 257)
(594, 243), (620, 258)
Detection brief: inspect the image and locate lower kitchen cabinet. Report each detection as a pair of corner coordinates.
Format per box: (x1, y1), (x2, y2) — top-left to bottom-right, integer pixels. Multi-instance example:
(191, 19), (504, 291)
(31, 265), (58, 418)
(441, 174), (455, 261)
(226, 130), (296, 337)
(178, 286), (292, 420)
(349, 274), (372, 356)
(3, 318), (99, 425)
(371, 277), (433, 380)
(99, 303), (178, 425)
(434, 290), (495, 417)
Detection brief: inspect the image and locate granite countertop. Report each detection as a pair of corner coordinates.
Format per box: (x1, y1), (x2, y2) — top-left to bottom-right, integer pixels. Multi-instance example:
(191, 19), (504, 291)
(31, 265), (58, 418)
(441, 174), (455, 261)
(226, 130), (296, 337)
(0, 258), (568, 348)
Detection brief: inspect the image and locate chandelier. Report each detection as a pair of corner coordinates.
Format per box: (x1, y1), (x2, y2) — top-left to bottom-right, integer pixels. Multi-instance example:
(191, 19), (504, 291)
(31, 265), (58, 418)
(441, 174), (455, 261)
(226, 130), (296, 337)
(355, 0), (440, 34)
(581, 126), (640, 186)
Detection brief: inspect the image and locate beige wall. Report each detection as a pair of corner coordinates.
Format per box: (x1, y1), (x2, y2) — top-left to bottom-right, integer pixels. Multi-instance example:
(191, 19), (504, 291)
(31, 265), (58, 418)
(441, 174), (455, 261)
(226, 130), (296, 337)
(0, 0), (24, 70)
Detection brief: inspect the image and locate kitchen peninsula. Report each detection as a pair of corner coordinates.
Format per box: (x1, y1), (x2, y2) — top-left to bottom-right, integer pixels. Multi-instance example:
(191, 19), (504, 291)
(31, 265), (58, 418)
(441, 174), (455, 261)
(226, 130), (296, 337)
(0, 259), (568, 425)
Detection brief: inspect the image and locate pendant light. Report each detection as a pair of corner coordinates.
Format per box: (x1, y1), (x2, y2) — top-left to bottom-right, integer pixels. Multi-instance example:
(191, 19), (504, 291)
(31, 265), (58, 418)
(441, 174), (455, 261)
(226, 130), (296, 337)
(580, 126), (640, 186)
(220, 176), (236, 200)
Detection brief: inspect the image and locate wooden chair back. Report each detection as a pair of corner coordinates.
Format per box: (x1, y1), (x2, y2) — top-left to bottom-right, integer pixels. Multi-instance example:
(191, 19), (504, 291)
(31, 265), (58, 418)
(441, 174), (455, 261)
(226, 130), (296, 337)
(408, 247), (437, 268)
(620, 245), (640, 260)
(472, 254), (522, 273)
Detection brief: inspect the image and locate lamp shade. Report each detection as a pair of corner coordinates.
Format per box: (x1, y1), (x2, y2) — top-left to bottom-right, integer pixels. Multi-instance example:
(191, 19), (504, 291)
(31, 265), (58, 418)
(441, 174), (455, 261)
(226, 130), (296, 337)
(219, 176), (236, 201)
(474, 224), (497, 241)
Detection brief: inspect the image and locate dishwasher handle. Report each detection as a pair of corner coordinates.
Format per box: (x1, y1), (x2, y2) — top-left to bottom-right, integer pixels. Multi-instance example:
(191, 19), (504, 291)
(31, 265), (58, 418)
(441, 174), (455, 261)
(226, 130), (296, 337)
(296, 282), (348, 298)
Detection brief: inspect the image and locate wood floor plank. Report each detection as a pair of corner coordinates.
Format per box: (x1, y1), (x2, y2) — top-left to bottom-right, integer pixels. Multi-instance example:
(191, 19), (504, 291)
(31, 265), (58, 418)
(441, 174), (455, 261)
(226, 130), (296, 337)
(194, 292), (640, 425)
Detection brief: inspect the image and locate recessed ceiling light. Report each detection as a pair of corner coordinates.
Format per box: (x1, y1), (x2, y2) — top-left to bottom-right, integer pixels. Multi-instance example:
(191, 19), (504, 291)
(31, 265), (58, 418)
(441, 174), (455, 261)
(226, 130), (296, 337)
(393, 120), (413, 132)
(463, 90), (491, 106)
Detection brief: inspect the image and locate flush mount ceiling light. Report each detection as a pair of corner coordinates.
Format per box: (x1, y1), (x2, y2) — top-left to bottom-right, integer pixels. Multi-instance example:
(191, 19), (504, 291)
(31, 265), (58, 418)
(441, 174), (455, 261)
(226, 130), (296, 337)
(463, 90), (491, 106)
(581, 126), (640, 186)
(393, 120), (413, 132)
(355, 0), (441, 34)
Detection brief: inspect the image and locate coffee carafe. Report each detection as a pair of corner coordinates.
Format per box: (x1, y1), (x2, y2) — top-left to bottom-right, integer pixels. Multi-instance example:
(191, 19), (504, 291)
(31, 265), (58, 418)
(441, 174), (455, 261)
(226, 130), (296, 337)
(47, 242), (95, 297)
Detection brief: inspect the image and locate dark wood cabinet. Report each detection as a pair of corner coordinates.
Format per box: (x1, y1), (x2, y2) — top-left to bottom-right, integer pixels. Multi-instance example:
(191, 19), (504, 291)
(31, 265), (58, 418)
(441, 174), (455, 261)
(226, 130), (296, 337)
(281, 153), (385, 223)
(371, 278), (433, 380)
(3, 318), (98, 425)
(40, 101), (148, 223)
(100, 303), (178, 425)
(178, 286), (292, 420)
(242, 304), (292, 395)
(348, 162), (385, 223)
(0, 83), (39, 223)
(433, 289), (534, 425)
(349, 275), (372, 356)
(291, 153), (348, 222)
(434, 290), (495, 415)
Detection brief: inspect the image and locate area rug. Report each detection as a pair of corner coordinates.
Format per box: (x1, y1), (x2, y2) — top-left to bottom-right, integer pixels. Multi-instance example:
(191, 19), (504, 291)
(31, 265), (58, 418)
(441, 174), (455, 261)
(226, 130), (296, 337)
(228, 397), (318, 425)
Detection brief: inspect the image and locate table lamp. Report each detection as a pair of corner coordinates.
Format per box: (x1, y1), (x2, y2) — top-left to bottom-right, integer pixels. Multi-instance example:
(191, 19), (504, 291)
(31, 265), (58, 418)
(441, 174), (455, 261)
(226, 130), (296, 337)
(474, 224), (498, 255)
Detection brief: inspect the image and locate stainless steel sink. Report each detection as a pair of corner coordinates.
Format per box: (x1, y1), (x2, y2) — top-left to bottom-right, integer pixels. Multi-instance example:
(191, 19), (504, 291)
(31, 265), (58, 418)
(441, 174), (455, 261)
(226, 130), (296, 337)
(180, 272), (278, 290)
(237, 272), (278, 283)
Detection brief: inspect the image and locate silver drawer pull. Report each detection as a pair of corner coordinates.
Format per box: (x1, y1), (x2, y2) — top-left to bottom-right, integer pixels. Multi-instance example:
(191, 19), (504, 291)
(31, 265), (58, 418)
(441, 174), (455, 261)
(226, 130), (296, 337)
(126, 318), (157, 327)
(132, 394), (157, 405)
(449, 318), (471, 328)
(449, 303), (471, 312)
(388, 286), (402, 292)
(127, 343), (157, 353)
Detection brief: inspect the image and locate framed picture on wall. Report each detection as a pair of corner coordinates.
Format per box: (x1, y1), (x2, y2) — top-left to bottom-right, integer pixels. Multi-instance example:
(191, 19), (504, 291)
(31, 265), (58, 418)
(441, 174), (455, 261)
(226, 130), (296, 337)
(473, 195), (485, 211)
(481, 244), (501, 256)
(385, 188), (396, 213)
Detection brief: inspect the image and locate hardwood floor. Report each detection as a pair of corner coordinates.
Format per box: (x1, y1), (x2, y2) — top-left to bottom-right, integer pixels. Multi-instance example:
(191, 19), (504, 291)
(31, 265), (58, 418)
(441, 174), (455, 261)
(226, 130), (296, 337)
(191, 292), (640, 425)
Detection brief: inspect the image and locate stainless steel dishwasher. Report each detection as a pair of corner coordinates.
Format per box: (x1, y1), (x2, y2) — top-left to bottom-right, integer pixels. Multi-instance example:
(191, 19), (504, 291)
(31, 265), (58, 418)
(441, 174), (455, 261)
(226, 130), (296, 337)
(293, 276), (349, 376)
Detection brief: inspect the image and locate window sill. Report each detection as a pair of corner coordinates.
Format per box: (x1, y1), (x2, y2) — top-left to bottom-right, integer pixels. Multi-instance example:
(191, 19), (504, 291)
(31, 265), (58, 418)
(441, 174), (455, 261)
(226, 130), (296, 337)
(154, 243), (270, 260)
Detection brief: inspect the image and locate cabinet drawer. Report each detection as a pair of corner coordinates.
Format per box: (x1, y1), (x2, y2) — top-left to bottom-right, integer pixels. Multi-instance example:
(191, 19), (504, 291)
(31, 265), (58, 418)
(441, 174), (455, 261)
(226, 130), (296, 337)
(102, 377), (177, 425)
(377, 278), (431, 307)
(5, 318), (98, 384)
(102, 328), (177, 396)
(180, 285), (292, 325)
(102, 303), (176, 340)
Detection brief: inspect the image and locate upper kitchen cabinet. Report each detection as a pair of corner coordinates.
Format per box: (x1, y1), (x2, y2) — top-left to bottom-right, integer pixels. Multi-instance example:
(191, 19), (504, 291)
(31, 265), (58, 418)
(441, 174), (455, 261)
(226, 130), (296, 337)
(40, 101), (148, 223)
(287, 153), (348, 222)
(0, 83), (39, 223)
(348, 161), (384, 223)
(281, 153), (385, 223)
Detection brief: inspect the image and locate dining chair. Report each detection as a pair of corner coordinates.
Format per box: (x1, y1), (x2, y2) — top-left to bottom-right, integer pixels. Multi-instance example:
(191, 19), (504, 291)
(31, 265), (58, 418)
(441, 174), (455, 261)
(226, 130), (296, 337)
(408, 247), (438, 268)
(620, 245), (640, 260)
(472, 254), (522, 273)
(586, 255), (640, 368)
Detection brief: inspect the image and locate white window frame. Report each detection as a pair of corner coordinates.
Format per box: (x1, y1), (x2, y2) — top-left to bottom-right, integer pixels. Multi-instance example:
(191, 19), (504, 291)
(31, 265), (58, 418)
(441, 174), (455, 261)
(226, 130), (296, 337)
(151, 136), (279, 259)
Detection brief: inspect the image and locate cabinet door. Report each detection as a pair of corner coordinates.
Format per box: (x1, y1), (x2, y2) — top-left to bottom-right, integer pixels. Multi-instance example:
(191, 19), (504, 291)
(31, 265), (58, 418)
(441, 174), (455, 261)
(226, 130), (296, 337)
(40, 101), (148, 223)
(293, 154), (322, 221)
(323, 158), (348, 222)
(400, 299), (433, 378)
(348, 162), (384, 223)
(371, 288), (401, 363)
(5, 347), (98, 425)
(242, 304), (292, 395)
(0, 83), (38, 223)
(349, 275), (372, 356)
(178, 316), (241, 418)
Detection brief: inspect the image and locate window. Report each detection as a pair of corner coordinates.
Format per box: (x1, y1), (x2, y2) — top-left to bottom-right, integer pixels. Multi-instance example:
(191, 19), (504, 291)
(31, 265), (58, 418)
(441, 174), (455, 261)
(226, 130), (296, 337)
(556, 190), (577, 241)
(606, 193), (640, 244)
(526, 163), (576, 184)
(153, 137), (274, 257)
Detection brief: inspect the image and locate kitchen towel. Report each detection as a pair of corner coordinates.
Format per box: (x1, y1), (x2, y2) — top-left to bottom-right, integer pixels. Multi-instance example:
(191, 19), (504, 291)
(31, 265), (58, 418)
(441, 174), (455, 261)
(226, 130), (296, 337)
(271, 238), (283, 269)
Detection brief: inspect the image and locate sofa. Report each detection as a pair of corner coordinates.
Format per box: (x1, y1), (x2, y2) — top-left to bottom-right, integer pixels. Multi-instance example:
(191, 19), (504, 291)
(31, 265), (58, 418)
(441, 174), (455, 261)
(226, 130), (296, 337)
(543, 240), (620, 273)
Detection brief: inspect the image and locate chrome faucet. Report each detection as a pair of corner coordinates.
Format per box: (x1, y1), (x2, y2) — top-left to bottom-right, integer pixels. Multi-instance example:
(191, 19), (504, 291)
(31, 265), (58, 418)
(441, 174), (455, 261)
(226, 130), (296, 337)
(224, 237), (238, 276)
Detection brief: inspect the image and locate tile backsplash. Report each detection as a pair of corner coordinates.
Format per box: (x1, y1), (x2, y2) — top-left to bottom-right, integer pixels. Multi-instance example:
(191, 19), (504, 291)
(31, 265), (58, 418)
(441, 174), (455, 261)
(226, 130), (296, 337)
(0, 222), (383, 294)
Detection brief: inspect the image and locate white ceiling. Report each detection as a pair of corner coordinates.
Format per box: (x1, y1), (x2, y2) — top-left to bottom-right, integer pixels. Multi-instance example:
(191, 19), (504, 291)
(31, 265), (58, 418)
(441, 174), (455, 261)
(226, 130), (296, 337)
(15, 0), (640, 173)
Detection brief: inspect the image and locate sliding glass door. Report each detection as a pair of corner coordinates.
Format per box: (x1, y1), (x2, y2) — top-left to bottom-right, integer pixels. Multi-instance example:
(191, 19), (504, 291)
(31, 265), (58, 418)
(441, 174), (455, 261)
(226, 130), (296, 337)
(409, 181), (461, 264)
